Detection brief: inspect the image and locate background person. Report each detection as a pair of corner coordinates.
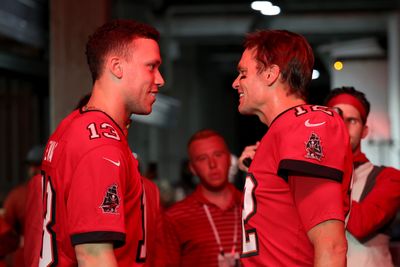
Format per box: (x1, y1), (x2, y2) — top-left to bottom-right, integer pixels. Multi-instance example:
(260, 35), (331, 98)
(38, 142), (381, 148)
(325, 86), (400, 267)
(158, 129), (242, 267)
(3, 144), (44, 267)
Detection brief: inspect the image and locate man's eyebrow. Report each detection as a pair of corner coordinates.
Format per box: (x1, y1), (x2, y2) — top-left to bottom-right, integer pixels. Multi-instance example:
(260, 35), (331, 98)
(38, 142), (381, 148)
(237, 66), (246, 72)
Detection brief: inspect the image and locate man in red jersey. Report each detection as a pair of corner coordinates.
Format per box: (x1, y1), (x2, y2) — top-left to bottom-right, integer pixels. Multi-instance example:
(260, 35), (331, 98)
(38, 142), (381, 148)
(157, 129), (242, 267)
(27, 19), (164, 267)
(326, 86), (400, 267)
(232, 30), (353, 266)
(3, 145), (44, 267)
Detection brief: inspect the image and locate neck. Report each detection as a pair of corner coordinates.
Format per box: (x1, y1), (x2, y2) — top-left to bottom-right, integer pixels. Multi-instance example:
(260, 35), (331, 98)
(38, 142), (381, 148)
(200, 184), (233, 210)
(262, 93), (306, 126)
(88, 83), (131, 132)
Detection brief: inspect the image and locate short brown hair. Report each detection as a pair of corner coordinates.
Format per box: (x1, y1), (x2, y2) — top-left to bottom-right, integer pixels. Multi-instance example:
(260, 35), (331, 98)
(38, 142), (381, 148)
(86, 19), (160, 82)
(244, 30), (314, 100)
(187, 129), (227, 151)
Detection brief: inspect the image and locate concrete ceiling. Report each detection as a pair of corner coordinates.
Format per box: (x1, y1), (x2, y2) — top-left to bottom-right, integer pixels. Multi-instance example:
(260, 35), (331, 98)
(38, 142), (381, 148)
(0, 0), (399, 76)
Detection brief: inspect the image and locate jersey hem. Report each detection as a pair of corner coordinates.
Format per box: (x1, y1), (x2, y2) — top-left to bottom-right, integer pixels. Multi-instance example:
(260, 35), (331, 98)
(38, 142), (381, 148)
(71, 231), (126, 248)
(278, 159), (343, 182)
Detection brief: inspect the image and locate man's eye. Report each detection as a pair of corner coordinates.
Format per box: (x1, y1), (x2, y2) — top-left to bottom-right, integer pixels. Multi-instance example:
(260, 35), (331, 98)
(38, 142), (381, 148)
(196, 156), (207, 161)
(347, 118), (358, 124)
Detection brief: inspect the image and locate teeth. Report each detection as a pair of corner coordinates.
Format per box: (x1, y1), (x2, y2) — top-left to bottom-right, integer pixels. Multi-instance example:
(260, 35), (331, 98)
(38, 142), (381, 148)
(239, 93), (244, 98)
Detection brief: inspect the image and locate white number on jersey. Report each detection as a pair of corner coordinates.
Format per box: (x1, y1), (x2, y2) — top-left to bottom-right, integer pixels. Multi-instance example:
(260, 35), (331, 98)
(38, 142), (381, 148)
(242, 174), (259, 257)
(136, 183), (147, 262)
(87, 122), (121, 141)
(40, 173), (57, 267)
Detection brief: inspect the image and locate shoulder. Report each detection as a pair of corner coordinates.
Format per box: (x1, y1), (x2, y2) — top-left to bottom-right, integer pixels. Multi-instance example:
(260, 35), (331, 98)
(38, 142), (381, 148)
(272, 105), (341, 130)
(378, 166), (400, 181)
(65, 110), (125, 154)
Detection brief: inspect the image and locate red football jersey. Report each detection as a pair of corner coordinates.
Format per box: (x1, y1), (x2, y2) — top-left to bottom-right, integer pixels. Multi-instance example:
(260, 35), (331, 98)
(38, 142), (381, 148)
(36, 109), (146, 267)
(241, 104), (353, 266)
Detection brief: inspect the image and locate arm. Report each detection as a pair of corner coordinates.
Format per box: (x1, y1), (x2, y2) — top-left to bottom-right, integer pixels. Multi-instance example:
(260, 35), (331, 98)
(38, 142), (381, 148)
(307, 220), (347, 267)
(75, 243), (117, 267)
(289, 174), (347, 267)
(347, 167), (400, 240)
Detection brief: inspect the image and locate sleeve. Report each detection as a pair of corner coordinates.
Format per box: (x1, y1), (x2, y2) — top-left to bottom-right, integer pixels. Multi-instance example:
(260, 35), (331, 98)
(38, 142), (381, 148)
(155, 212), (182, 267)
(277, 111), (349, 182)
(289, 174), (344, 232)
(0, 216), (19, 257)
(347, 167), (400, 240)
(68, 145), (127, 247)
(3, 188), (19, 228)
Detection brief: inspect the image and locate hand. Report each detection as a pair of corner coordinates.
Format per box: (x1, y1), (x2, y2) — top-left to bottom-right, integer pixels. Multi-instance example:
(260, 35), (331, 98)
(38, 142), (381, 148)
(238, 142), (260, 172)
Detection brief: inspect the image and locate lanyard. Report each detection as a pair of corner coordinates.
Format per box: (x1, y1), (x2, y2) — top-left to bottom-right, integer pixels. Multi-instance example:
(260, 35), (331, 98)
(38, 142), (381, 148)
(203, 204), (238, 255)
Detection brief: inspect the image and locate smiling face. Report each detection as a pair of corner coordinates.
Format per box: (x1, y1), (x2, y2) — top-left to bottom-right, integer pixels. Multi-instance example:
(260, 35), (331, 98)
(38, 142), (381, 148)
(188, 135), (231, 192)
(122, 38), (164, 115)
(232, 48), (270, 117)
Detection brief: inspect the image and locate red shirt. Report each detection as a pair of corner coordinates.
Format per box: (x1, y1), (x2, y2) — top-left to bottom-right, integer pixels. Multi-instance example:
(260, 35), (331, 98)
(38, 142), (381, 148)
(33, 109), (146, 267)
(159, 184), (242, 267)
(241, 105), (353, 266)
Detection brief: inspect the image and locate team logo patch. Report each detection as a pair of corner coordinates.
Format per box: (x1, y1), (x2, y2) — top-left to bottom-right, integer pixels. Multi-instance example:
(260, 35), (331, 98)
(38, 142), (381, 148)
(305, 132), (324, 161)
(100, 183), (120, 214)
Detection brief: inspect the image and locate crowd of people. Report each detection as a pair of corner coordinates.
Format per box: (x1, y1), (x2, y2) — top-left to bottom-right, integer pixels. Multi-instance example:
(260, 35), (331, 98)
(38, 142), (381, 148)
(0, 18), (399, 267)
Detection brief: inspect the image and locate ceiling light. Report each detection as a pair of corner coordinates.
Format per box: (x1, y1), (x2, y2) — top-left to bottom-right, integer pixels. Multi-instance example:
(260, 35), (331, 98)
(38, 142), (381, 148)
(312, 69), (320, 80)
(260, 5), (281, 15)
(251, 1), (272, 11)
(334, 61), (344, 71)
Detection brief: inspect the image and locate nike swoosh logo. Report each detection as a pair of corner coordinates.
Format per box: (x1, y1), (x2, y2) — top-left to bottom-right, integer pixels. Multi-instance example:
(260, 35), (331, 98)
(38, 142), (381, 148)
(305, 119), (326, 127)
(103, 157), (121, 167)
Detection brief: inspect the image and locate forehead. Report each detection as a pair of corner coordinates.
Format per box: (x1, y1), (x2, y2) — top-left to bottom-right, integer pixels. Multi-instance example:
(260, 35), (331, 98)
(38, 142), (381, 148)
(333, 103), (362, 118)
(130, 38), (161, 60)
(238, 48), (256, 67)
(189, 136), (228, 155)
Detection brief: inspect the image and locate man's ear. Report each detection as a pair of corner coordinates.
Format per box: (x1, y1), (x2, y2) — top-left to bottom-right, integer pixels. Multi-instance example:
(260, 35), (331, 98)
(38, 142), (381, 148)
(264, 64), (280, 86)
(361, 124), (369, 139)
(108, 57), (123, 79)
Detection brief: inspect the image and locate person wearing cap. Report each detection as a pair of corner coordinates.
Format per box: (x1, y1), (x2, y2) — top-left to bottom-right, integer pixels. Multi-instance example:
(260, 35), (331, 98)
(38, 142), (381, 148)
(325, 86), (400, 267)
(2, 144), (44, 267)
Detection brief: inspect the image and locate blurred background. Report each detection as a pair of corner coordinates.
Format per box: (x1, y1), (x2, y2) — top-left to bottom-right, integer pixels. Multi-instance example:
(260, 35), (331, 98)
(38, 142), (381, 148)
(0, 0), (399, 199)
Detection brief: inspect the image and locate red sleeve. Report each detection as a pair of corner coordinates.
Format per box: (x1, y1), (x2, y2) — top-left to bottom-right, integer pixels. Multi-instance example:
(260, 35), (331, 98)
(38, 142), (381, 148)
(3, 185), (26, 233)
(68, 145), (127, 247)
(347, 167), (400, 240)
(0, 216), (19, 257)
(277, 106), (350, 182)
(289, 174), (344, 232)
